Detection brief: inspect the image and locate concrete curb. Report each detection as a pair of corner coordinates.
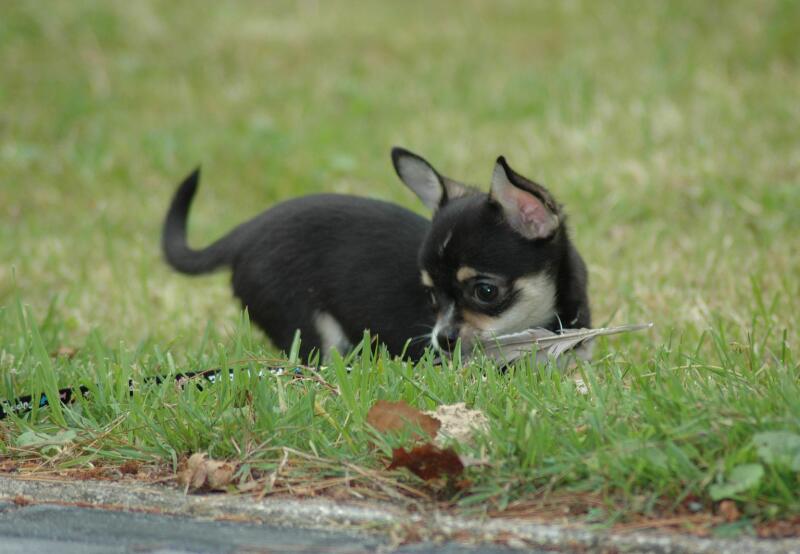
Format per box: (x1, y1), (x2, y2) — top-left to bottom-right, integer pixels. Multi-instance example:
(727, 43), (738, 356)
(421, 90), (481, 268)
(1, 476), (797, 553)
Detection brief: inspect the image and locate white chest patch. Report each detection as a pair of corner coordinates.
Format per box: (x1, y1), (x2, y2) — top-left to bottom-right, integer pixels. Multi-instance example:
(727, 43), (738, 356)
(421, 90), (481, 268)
(420, 270), (434, 287)
(482, 273), (557, 336)
(314, 311), (351, 360)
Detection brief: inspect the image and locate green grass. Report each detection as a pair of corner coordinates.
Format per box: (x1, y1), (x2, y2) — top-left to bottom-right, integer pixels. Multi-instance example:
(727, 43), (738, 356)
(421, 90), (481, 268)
(1, 0), (799, 531)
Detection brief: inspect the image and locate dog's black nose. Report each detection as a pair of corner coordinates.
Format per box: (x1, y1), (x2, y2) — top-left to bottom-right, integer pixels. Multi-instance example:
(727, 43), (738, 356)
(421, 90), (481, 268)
(436, 330), (459, 348)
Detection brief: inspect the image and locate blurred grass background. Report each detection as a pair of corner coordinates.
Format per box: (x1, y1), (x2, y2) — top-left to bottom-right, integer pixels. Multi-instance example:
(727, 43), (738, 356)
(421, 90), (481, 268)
(1, 0), (798, 352)
(1, 1), (799, 526)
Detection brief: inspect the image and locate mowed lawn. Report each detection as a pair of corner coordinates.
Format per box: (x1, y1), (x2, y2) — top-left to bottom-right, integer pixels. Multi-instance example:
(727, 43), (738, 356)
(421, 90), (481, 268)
(1, 1), (799, 532)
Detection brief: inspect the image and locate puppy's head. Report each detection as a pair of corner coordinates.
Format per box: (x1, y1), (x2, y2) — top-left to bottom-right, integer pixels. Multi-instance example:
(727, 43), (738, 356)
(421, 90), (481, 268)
(392, 147), (566, 354)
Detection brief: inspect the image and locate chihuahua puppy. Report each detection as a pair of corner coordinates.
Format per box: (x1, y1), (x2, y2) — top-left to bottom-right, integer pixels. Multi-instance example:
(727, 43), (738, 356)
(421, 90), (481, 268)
(162, 148), (590, 361)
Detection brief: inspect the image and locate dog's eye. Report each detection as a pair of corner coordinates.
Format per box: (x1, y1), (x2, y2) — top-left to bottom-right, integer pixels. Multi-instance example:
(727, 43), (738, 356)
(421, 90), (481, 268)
(473, 282), (499, 303)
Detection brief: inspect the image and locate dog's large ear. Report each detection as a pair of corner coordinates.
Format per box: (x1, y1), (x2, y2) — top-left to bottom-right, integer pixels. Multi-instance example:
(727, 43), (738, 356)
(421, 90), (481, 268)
(391, 147), (468, 211)
(490, 156), (561, 240)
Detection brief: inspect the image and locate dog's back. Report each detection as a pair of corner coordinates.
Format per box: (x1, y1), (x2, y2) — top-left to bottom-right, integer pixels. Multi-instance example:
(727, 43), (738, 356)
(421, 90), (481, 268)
(162, 173), (435, 359)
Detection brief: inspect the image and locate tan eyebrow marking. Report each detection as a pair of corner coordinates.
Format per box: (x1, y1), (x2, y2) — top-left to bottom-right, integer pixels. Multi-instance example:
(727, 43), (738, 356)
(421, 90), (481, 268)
(456, 266), (478, 282)
(420, 270), (434, 287)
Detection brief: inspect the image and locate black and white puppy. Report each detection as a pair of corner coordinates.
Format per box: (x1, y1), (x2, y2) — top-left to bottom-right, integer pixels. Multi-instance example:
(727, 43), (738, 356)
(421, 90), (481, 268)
(161, 148), (590, 361)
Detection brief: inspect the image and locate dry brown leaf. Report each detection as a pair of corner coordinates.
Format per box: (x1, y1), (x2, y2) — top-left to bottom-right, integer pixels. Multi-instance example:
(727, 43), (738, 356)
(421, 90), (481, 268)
(366, 400), (440, 441)
(180, 453), (236, 492)
(423, 403), (489, 445)
(718, 500), (740, 522)
(387, 443), (464, 480)
(236, 480), (262, 493)
(182, 453), (207, 490)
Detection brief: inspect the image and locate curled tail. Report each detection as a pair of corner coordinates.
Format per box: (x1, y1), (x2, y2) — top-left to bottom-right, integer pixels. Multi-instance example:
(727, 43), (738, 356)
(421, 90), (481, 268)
(162, 168), (238, 275)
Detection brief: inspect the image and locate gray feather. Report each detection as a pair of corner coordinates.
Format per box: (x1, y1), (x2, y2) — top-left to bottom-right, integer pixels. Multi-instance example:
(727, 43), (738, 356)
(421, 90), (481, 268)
(472, 323), (653, 365)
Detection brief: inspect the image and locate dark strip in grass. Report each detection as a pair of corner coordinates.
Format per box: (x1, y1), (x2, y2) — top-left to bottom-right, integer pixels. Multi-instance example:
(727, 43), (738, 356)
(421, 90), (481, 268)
(0, 366), (297, 420)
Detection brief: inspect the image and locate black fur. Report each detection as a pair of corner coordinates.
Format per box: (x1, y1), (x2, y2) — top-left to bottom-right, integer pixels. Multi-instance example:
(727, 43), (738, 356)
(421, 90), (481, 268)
(162, 152), (590, 361)
(163, 169), (435, 360)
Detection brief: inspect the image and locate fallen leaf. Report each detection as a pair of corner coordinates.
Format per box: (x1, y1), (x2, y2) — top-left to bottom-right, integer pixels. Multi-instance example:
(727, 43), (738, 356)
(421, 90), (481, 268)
(387, 443), (464, 480)
(423, 403), (489, 445)
(180, 453), (236, 492)
(367, 400), (440, 441)
(709, 463), (764, 501)
(236, 480), (262, 493)
(752, 431), (800, 471)
(16, 429), (78, 448)
(718, 500), (740, 522)
(15, 429), (78, 456)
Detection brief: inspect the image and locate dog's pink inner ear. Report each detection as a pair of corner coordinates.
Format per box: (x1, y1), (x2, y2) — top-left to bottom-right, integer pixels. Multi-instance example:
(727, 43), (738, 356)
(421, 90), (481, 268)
(512, 187), (558, 238)
(491, 160), (559, 239)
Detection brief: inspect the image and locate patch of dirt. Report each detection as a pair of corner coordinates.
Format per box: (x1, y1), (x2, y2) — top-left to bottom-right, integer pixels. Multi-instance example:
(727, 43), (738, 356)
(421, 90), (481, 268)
(0, 458), (173, 485)
(12, 495), (32, 506)
(756, 516), (800, 539)
(119, 461), (140, 475)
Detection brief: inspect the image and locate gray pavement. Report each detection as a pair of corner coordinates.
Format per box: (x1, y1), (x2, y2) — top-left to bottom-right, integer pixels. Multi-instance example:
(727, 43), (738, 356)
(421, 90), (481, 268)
(1, 477), (799, 554)
(0, 502), (523, 554)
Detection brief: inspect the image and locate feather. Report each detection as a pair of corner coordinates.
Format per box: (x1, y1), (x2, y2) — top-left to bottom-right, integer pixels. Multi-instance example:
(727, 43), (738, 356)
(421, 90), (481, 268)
(470, 323), (653, 365)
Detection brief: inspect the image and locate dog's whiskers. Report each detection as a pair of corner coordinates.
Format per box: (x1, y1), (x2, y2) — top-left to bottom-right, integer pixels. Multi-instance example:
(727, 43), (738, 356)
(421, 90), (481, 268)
(407, 333), (434, 346)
